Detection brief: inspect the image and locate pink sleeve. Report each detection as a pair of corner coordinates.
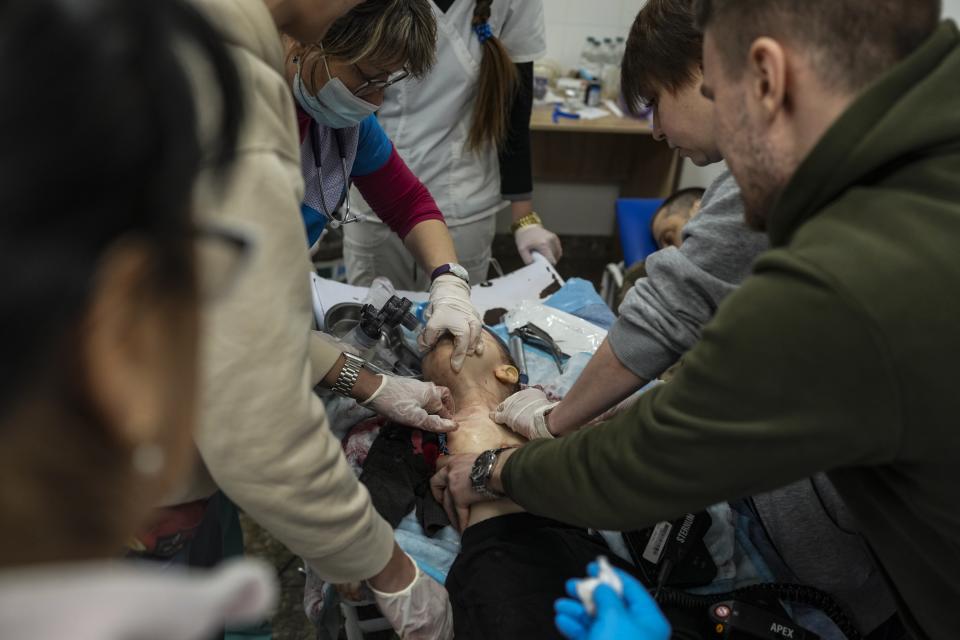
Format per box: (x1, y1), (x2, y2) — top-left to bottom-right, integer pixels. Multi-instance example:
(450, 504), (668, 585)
(353, 147), (446, 239)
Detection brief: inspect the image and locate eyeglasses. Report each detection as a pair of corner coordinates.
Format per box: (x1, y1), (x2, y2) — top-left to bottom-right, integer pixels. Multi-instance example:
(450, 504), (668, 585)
(320, 54), (409, 99)
(351, 64), (410, 98)
(193, 224), (251, 302)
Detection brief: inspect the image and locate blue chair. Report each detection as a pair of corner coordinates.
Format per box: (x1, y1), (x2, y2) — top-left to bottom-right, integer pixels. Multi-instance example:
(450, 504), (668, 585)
(616, 198), (664, 267)
(601, 198), (664, 309)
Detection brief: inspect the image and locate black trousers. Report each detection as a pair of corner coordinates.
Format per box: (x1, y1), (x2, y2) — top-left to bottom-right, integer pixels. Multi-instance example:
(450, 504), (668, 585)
(445, 513), (633, 640)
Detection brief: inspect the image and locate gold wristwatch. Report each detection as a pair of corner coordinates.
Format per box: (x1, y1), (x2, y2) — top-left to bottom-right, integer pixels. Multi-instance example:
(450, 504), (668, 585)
(511, 211), (543, 233)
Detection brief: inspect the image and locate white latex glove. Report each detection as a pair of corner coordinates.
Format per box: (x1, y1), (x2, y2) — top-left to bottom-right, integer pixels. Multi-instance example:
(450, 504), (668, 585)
(490, 387), (559, 440)
(515, 224), (563, 265)
(371, 554), (454, 640)
(362, 375), (458, 433)
(420, 274), (483, 373)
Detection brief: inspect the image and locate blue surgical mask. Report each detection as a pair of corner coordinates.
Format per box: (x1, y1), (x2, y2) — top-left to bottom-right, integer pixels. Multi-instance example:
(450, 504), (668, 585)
(294, 58), (379, 129)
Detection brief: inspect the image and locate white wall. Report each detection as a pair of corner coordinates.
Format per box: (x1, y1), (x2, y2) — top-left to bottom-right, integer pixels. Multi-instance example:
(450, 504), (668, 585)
(946, 0), (960, 21)
(541, 0), (960, 78)
(542, 0), (646, 70)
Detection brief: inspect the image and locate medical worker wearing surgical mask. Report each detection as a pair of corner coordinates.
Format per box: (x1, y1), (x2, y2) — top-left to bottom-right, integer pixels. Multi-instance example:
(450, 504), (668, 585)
(345, 0), (562, 291)
(290, 0), (483, 370)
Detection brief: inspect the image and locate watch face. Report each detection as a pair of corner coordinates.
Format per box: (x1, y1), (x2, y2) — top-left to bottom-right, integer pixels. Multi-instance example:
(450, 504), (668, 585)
(449, 264), (469, 282)
(470, 450), (493, 487)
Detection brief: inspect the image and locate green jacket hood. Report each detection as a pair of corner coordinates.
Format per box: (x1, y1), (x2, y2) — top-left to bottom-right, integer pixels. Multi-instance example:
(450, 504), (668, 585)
(769, 20), (960, 247)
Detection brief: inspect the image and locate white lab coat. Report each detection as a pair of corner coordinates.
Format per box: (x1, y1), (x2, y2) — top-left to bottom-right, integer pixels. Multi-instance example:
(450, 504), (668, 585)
(352, 0), (547, 227)
(345, 0), (546, 289)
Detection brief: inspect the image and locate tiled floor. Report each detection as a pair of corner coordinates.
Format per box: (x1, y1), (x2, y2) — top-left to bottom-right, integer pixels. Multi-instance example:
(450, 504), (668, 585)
(240, 513), (318, 640)
(240, 514), (398, 640)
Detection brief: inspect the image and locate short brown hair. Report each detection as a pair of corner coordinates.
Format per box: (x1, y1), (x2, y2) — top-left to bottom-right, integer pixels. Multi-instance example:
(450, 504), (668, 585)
(696, 0), (942, 93)
(657, 187), (705, 221)
(291, 0), (437, 82)
(622, 0), (703, 115)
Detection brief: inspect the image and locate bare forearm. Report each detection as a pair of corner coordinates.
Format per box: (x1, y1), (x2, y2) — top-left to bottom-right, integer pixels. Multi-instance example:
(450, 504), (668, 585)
(366, 542), (416, 591)
(510, 199), (534, 222)
(320, 353), (381, 403)
(547, 339), (648, 436)
(403, 220), (458, 275)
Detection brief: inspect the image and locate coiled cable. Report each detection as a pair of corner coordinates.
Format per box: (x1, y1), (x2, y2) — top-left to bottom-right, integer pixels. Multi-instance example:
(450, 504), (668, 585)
(656, 582), (862, 640)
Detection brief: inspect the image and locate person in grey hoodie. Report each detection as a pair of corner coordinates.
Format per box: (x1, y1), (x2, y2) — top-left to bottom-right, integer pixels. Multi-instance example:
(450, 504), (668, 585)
(487, 0), (897, 634)
(494, 0), (765, 463)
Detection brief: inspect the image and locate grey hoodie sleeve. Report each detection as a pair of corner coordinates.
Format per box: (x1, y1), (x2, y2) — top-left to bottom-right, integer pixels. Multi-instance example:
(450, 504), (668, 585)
(608, 167), (769, 379)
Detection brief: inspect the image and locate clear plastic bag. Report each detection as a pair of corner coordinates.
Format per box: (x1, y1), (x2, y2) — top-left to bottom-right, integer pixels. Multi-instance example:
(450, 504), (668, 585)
(504, 300), (608, 356)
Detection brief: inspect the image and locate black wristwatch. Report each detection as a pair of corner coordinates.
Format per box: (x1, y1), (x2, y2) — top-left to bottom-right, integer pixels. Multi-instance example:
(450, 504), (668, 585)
(470, 447), (511, 499)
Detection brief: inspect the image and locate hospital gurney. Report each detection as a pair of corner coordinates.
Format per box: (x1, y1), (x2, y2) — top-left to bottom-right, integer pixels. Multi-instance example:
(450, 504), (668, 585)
(306, 264), (791, 639)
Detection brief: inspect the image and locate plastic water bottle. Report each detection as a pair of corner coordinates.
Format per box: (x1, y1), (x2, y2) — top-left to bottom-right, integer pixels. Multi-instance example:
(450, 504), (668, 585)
(578, 37), (589, 64)
(602, 38), (617, 68)
(591, 38), (605, 66)
(579, 37), (603, 80)
(601, 38), (622, 101)
(578, 37), (594, 77)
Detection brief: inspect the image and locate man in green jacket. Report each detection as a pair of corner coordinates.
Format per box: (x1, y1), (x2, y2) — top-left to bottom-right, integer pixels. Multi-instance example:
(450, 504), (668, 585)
(435, 1), (959, 636)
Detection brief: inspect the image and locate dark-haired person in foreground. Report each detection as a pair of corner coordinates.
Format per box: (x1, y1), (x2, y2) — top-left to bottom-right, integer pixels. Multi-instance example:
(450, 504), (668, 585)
(442, 0), (960, 637)
(0, 0), (280, 638)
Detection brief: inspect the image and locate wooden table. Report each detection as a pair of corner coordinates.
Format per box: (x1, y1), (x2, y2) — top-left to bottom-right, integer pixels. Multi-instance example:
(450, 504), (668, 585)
(530, 105), (680, 199)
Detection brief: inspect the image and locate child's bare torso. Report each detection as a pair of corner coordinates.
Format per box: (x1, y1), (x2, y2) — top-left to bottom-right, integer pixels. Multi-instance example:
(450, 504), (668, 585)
(446, 406), (526, 528)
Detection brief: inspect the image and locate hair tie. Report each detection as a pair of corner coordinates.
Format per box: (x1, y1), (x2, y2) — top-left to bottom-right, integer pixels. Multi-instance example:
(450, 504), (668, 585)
(474, 22), (493, 44)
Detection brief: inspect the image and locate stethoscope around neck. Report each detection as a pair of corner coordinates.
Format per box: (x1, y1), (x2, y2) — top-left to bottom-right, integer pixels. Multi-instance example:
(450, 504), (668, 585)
(309, 120), (360, 229)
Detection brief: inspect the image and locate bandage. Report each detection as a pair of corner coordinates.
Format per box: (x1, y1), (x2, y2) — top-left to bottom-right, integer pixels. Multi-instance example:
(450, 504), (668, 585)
(575, 556), (624, 616)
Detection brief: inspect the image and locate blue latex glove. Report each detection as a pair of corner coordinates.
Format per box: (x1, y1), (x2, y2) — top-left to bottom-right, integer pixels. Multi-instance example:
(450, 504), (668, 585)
(554, 564), (671, 640)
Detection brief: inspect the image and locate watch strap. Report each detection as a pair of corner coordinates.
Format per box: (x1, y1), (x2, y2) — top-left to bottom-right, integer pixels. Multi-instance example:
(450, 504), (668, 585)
(331, 352), (365, 397)
(430, 263), (469, 284)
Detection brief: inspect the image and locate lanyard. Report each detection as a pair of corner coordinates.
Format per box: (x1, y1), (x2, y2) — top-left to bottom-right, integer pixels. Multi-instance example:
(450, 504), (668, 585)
(309, 122), (358, 228)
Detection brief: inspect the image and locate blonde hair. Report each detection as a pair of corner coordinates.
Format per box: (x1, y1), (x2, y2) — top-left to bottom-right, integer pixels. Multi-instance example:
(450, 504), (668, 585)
(289, 0), (437, 88)
(468, 0), (518, 151)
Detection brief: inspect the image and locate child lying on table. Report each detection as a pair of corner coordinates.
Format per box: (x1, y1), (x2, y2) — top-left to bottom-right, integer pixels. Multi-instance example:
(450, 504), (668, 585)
(424, 329), (633, 640)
